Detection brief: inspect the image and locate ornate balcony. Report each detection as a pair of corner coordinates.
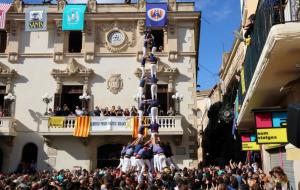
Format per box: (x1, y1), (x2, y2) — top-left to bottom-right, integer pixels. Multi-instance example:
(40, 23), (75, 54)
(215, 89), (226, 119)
(40, 116), (183, 136)
(0, 117), (17, 136)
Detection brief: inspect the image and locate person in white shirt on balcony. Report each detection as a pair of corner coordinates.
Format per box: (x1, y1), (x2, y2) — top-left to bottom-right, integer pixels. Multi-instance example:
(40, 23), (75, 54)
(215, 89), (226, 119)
(75, 106), (83, 116)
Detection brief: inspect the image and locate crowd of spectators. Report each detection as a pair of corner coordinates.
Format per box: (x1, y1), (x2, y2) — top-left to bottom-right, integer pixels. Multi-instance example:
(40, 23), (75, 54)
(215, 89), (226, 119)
(0, 161), (293, 190)
(47, 105), (176, 117)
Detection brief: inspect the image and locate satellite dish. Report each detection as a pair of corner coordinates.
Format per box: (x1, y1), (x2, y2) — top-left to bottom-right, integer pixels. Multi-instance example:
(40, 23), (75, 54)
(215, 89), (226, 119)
(233, 30), (244, 42)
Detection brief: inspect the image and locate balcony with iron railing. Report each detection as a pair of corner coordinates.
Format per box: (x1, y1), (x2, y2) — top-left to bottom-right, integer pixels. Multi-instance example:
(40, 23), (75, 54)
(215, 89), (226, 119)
(40, 116), (183, 136)
(237, 0), (300, 127)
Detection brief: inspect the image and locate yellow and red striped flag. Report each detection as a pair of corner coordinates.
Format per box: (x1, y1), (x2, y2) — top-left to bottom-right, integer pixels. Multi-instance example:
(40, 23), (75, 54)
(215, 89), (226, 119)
(132, 117), (139, 138)
(73, 116), (91, 137)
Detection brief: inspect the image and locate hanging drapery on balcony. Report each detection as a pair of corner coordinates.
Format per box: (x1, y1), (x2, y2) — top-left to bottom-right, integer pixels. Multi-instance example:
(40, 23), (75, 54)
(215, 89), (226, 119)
(48, 117), (65, 128)
(73, 116), (91, 137)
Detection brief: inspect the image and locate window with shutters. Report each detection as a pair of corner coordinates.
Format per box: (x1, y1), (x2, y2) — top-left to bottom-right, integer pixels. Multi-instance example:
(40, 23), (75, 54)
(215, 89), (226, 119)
(0, 31), (7, 53)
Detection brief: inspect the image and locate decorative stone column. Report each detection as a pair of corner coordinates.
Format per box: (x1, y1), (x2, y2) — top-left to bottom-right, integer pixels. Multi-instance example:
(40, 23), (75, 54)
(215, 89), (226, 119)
(83, 77), (89, 94)
(6, 78), (13, 94)
(137, 0), (146, 12)
(168, 76), (174, 93)
(57, 0), (66, 12)
(13, 0), (23, 13)
(55, 77), (62, 94)
(6, 21), (19, 63)
(87, 0), (97, 12)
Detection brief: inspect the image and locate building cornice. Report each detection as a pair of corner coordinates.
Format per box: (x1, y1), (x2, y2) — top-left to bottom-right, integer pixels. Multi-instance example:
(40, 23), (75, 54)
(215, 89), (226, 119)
(6, 12), (200, 21)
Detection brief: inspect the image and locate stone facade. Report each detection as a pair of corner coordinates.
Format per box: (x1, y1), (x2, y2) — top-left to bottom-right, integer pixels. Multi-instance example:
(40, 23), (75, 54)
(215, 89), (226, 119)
(0, 2), (200, 172)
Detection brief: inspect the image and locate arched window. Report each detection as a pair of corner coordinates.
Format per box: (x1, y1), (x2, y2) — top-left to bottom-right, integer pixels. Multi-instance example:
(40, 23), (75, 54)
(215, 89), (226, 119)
(22, 143), (38, 164)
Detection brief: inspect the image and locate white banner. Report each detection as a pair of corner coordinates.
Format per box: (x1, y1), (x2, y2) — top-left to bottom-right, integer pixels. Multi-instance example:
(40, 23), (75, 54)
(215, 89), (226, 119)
(91, 117), (131, 132)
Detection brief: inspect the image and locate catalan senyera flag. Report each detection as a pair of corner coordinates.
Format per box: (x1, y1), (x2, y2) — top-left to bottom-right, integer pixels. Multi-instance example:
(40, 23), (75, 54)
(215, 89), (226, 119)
(0, 3), (11, 29)
(132, 117), (139, 138)
(143, 116), (149, 137)
(73, 116), (91, 137)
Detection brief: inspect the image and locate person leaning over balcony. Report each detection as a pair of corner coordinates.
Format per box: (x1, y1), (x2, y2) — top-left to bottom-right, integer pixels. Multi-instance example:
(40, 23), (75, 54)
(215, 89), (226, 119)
(130, 106), (138, 116)
(167, 106), (175, 116)
(62, 104), (70, 116)
(110, 106), (117, 116)
(116, 106), (124, 116)
(103, 107), (110, 116)
(243, 14), (255, 39)
(48, 108), (54, 116)
(75, 106), (83, 116)
(54, 106), (62, 116)
(124, 108), (130, 116)
(93, 106), (101, 116)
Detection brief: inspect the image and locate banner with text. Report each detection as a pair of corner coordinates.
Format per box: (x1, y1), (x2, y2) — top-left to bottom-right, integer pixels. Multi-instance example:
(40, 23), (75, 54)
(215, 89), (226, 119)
(25, 7), (48, 32)
(254, 110), (288, 144)
(146, 4), (168, 27)
(241, 135), (260, 151)
(62, 5), (86, 31)
(91, 117), (131, 132)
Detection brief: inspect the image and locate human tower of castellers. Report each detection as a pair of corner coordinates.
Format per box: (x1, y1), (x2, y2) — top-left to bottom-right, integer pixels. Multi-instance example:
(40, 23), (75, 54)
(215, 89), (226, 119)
(117, 29), (179, 183)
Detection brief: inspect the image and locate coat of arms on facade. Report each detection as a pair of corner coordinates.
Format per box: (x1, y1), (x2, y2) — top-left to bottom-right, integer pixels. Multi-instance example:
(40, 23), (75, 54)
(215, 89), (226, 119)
(107, 74), (123, 94)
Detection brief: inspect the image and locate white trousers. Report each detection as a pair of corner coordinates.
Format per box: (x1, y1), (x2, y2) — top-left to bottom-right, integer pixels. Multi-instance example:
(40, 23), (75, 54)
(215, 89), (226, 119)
(117, 158), (124, 169)
(122, 157), (131, 173)
(138, 110), (144, 126)
(151, 107), (158, 124)
(153, 154), (159, 172)
(150, 64), (157, 78)
(143, 46), (157, 57)
(130, 156), (136, 171)
(158, 154), (167, 172)
(136, 158), (145, 183)
(138, 87), (144, 101)
(151, 84), (157, 100)
(138, 159), (153, 183)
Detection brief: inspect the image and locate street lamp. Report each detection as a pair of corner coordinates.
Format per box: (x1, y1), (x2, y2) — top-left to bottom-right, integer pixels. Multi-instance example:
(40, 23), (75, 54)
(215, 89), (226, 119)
(42, 93), (52, 115)
(4, 93), (16, 116)
(172, 92), (183, 115)
(79, 93), (91, 111)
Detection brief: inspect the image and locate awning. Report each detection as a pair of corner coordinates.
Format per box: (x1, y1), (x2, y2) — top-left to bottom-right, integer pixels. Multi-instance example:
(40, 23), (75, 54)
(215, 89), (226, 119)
(62, 5), (86, 31)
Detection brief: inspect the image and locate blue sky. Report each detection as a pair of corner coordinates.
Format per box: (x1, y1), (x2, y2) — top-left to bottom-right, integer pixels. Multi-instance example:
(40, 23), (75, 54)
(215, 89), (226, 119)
(1, 0), (240, 90)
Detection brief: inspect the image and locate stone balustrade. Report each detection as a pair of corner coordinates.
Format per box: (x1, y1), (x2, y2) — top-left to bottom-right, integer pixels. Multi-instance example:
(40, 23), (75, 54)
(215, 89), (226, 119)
(40, 116), (183, 136)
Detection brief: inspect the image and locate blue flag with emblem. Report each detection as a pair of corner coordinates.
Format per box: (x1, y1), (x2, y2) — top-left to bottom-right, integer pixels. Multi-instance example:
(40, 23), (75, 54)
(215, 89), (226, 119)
(146, 4), (168, 27)
(62, 5), (86, 31)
